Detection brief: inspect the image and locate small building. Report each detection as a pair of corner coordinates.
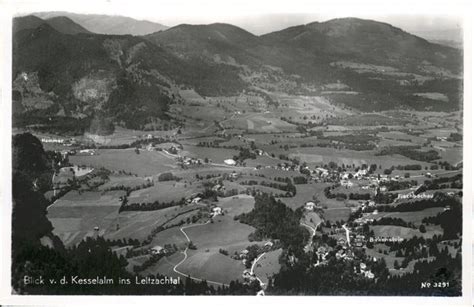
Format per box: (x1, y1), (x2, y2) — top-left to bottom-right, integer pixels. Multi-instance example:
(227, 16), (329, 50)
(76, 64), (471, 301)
(239, 249), (249, 259)
(242, 270), (252, 279)
(224, 159), (237, 166)
(211, 207), (223, 217)
(151, 245), (164, 255)
(305, 201), (316, 210)
(264, 241), (274, 248)
(191, 197), (201, 205)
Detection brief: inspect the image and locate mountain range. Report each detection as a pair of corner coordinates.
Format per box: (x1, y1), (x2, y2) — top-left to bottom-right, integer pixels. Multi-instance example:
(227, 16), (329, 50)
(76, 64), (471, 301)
(12, 14), (463, 134)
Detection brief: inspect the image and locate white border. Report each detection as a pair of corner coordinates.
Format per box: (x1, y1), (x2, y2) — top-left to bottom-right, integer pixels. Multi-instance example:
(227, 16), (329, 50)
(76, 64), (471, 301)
(0, 0), (472, 306)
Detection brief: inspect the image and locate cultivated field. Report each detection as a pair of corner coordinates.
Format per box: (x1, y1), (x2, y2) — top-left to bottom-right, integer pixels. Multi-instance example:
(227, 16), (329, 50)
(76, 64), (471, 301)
(47, 190), (124, 247)
(70, 148), (178, 176)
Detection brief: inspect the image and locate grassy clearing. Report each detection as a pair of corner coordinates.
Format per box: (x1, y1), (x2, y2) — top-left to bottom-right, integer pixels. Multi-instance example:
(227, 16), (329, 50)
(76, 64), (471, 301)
(186, 216), (257, 252)
(218, 195), (255, 217)
(103, 205), (201, 241)
(180, 250), (245, 284)
(322, 207), (352, 222)
(253, 248), (283, 285)
(128, 181), (202, 204)
(98, 175), (150, 191)
(278, 183), (329, 210)
(70, 148), (177, 176)
(47, 191), (124, 247)
(151, 227), (189, 249)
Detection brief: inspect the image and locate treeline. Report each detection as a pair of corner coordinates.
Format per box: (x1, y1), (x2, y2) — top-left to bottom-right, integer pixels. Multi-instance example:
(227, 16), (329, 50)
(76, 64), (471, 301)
(375, 193), (459, 213)
(119, 198), (186, 212)
(99, 136), (174, 149)
(324, 186), (371, 201)
(240, 179), (296, 196)
(377, 146), (441, 162)
(382, 180), (415, 191)
(371, 217), (416, 229)
(422, 174), (463, 191)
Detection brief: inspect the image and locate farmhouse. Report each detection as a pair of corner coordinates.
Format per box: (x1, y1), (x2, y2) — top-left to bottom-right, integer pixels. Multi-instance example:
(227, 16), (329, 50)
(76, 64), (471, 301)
(191, 197), (202, 205)
(305, 201), (316, 210)
(211, 206), (223, 217)
(150, 245), (164, 255)
(239, 249), (249, 259)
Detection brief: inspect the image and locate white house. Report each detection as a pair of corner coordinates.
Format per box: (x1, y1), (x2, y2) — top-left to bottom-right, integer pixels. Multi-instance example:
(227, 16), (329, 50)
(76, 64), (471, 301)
(151, 245), (164, 255)
(211, 207), (223, 217)
(305, 201), (316, 210)
(191, 197), (201, 205)
(224, 159), (237, 166)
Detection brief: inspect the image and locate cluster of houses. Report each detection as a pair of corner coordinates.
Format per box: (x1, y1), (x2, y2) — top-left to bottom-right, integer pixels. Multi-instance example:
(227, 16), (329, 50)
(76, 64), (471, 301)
(358, 262), (375, 279)
(178, 156), (203, 166)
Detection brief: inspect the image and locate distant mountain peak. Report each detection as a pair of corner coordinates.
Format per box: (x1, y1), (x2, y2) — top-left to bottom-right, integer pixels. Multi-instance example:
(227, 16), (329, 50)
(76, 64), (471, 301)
(13, 15), (90, 35)
(44, 16), (92, 34)
(33, 11), (168, 36)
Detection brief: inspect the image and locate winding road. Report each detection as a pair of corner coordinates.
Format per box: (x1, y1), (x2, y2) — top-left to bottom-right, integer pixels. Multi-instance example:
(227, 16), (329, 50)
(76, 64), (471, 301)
(342, 224), (351, 246)
(250, 252), (267, 295)
(171, 220), (230, 287)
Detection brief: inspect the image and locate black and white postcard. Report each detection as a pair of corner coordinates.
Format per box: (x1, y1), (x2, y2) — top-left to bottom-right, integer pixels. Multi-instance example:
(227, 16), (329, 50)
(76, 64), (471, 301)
(0, 0), (472, 305)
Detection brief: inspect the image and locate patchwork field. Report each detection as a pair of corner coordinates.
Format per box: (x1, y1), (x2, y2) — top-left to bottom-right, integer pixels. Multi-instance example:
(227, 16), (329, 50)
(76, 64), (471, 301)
(127, 181), (202, 204)
(47, 190), (125, 247)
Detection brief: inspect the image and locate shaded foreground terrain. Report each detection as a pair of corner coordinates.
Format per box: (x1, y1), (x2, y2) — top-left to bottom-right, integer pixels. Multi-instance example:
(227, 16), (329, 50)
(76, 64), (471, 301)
(11, 13), (463, 296)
